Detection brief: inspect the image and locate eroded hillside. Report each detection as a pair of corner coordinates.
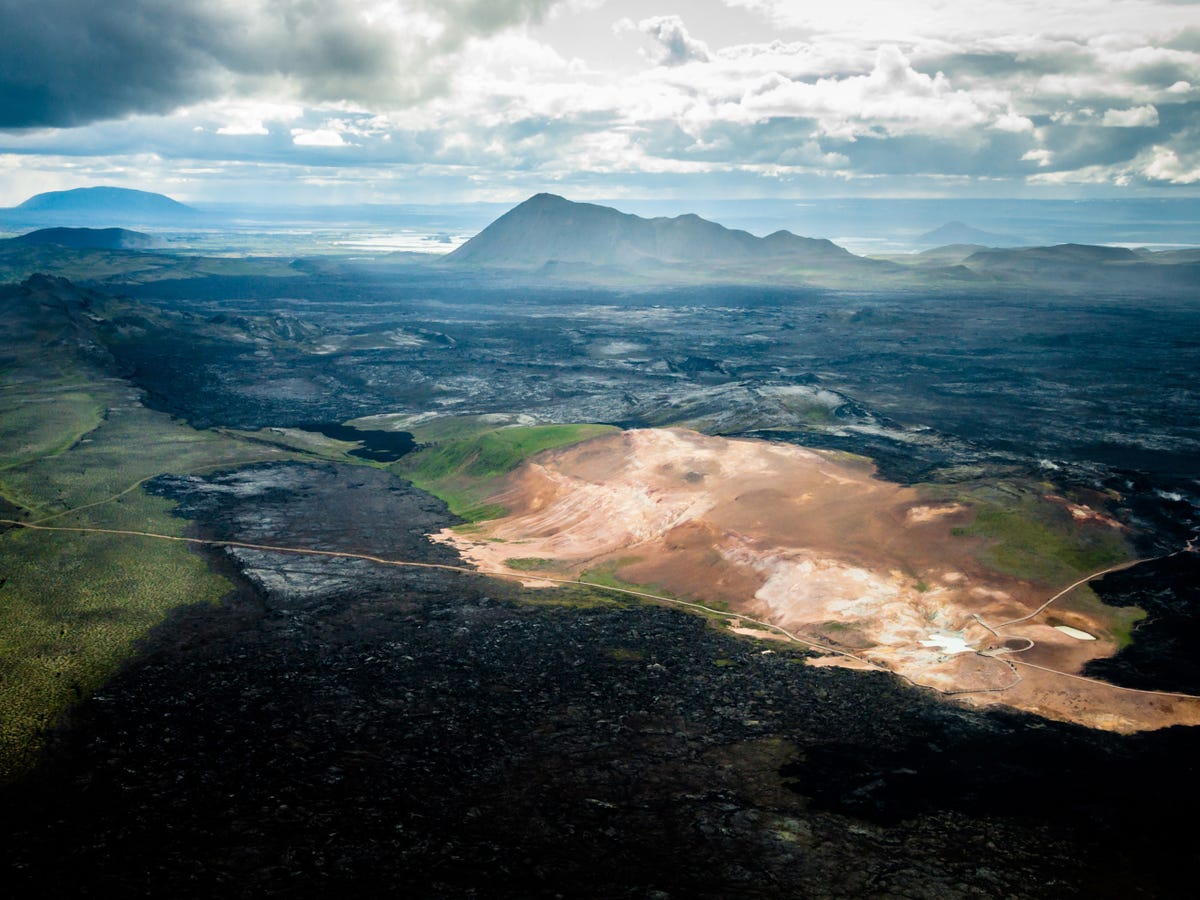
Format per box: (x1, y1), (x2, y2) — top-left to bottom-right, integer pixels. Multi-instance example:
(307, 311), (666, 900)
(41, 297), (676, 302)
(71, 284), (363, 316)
(438, 428), (1196, 731)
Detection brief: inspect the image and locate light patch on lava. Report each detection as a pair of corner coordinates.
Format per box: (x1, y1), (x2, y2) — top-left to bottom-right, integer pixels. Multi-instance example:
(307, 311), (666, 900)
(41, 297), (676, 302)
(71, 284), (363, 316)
(1043, 494), (1125, 529)
(905, 503), (967, 524)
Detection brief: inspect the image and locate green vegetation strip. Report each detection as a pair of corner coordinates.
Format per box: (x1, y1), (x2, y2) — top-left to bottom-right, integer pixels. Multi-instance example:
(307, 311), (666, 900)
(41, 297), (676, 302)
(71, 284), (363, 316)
(0, 514), (232, 780)
(391, 419), (618, 522)
(0, 312), (292, 780)
(503, 557), (558, 572)
(0, 418), (285, 782)
(947, 487), (1145, 646)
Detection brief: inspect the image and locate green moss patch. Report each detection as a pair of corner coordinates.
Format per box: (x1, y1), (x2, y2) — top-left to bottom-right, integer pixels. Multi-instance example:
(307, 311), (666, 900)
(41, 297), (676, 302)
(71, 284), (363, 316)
(503, 557), (559, 572)
(392, 420), (617, 522)
(960, 493), (1132, 585)
(0, 521), (231, 780)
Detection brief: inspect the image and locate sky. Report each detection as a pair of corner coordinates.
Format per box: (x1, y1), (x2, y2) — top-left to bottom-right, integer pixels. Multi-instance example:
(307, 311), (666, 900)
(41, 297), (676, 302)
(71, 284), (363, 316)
(0, 0), (1198, 205)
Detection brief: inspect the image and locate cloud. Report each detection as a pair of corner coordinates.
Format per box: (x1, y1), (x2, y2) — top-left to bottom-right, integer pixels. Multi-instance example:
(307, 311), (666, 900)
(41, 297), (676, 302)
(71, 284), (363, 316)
(292, 128), (348, 147)
(0, 0), (562, 128)
(2, 0), (1198, 197)
(624, 15), (711, 67)
(213, 103), (304, 136)
(1142, 144), (1200, 183)
(1029, 134), (1200, 187)
(994, 112), (1035, 132)
(0, 0), (221, 128)
(721, 0), (1200, 41)
(1102, 105), (1160, 127)
(724, 45), (1007, 139)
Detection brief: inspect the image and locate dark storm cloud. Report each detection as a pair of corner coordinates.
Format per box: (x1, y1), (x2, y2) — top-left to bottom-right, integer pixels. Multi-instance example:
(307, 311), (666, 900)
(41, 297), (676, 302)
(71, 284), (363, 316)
(0, 0), (221, 127)
(1125, 59), (1195, 89)
(0, 0), (559, 129)
(1167, 27), (1200, 52)
(1038, 121), (1168, 170)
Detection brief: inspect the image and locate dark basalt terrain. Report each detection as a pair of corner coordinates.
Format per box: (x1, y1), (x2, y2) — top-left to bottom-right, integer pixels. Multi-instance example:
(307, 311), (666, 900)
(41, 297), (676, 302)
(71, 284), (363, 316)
(105, 275), (1200, 475)
(1084, 551), (1200, 692)
(76, 270), (1200, 695)
(4, 461), (1200, 898)
(1, 198), (1198, 899)
(295, 422), (417, 462)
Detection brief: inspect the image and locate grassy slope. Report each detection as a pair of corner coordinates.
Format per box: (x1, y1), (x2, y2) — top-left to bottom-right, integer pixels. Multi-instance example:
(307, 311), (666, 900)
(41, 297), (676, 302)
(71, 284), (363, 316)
(391, 419), (619, 522)
(943, 484), (1144, 645)
(0, 389), (621, 777)
(0, 290), (289, 780)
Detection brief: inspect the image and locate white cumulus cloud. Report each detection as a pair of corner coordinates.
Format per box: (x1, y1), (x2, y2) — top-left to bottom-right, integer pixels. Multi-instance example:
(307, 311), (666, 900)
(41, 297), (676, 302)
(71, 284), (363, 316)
(1142, 145), (1200, 183)
(292, 128), (348, 147)
(627, 15), (712, 67)
(1102, 105), (1160, 127)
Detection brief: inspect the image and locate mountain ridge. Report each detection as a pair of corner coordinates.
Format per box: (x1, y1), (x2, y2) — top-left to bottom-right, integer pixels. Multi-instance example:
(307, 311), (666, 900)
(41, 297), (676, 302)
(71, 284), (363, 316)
(446, 193), (862, 269)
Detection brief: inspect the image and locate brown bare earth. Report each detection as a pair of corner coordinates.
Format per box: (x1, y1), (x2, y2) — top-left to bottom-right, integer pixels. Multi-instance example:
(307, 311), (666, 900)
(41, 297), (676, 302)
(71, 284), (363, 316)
(434, 428), (1200, 732)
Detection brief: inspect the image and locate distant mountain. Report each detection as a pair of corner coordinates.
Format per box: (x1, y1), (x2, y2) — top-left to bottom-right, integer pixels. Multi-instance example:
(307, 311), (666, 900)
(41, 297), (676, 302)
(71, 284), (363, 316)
(9, 187), (196, 225)
(967, 243), (1140, 266)
(1139, 247), (1200, 264)
(9, 226), (160, 250)
(446, 193), (861, 269)
(955, 242), (1200, 292)
(917, 221), (1027, 248)
(913, 243), (988, 265)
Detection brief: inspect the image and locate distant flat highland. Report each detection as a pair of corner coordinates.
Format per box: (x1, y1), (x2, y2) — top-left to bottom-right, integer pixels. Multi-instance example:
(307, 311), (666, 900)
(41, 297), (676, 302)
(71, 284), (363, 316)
(8, 226), (160, 250)
(447, 193), (865, 270)
(5, 187), (196, 225)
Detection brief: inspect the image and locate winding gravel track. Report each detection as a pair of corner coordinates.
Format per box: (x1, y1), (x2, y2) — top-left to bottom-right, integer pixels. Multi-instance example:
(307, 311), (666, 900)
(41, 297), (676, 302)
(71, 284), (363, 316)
(5, 516), (1198, 703)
